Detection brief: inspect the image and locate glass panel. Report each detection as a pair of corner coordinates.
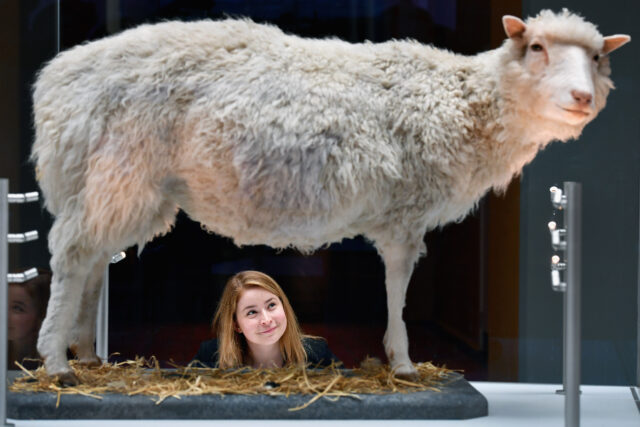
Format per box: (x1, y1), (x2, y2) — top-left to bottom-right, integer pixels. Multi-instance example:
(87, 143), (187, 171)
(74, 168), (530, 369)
(60, 0), (496, 379)
(4, 0), (498, 378)
(517, 0), (639, 387)
(2, 0), (59, 371)
(5, 0), (637, 389)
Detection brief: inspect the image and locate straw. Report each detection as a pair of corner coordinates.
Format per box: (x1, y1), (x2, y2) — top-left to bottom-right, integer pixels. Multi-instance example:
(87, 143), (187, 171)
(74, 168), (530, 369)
(9, 356), (454, 410)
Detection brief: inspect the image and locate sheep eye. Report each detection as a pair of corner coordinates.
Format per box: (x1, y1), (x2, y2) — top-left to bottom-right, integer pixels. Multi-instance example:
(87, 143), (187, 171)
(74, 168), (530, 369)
(593, 54), (600, 62)
(530, 43), (543, 52)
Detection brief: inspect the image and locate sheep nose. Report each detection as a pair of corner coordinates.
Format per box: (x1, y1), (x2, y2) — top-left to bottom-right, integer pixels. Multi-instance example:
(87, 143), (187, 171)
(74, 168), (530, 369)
(571, 90), (592, 106)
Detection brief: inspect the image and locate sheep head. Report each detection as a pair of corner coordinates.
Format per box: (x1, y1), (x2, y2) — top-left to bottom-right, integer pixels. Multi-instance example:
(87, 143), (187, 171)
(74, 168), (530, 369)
(500, 9), (629, 142)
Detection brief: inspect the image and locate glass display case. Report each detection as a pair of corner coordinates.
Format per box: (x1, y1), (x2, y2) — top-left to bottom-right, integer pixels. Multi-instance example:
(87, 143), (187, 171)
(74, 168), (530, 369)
(1, 0), (637, 402)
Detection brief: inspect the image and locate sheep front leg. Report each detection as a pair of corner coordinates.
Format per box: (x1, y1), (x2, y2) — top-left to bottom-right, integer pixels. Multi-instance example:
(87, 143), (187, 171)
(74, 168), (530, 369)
(69, 256), (109, 367)
(376, 238), (424, 379)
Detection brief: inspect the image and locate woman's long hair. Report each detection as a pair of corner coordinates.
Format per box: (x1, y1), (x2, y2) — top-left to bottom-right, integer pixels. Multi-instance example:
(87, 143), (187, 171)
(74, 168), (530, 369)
(212, 271), (307, 369)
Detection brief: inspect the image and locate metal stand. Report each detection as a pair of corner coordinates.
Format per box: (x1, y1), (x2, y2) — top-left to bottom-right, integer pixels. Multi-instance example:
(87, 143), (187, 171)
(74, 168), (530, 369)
(637, 178), (640, 389)
(96, 267), (109, 361)
(96, 251), (125, 361)
(1, 180), (12, 427)
(548, 182), (582, 427)
(2, 180), (40, 426)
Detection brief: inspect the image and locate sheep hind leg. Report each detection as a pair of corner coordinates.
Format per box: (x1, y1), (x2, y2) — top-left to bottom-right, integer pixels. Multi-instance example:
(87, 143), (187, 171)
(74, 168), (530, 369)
(68, 254), (110, 367)
(37, 218), (101, 386)
(375, 238), (424, 380)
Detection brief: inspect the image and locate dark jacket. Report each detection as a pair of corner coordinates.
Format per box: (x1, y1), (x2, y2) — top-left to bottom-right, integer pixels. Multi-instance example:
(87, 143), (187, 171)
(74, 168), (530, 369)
(192, 336), (340, 368)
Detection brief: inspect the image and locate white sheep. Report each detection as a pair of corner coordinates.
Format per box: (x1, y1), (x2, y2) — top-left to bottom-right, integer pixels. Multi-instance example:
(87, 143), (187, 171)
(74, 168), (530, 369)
(31, 9), (629, 384)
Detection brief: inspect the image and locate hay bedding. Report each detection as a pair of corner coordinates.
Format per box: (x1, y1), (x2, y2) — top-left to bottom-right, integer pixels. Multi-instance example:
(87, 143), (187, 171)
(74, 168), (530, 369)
(10, 357), (454, 411)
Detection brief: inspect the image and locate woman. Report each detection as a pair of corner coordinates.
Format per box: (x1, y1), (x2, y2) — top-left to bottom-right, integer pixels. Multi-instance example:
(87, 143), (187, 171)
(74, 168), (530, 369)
(194, 270), (339, 369)
(8, 269), (51, 370)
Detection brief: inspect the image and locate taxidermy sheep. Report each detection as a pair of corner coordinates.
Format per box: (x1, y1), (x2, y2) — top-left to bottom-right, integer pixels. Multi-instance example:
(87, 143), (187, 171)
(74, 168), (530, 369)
(31, 9), (630, 384)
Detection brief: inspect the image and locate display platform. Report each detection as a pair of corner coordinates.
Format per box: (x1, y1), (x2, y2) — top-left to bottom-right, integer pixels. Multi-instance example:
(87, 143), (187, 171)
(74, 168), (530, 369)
(6, 382), (640, 426)
(6, 371), (487, 420)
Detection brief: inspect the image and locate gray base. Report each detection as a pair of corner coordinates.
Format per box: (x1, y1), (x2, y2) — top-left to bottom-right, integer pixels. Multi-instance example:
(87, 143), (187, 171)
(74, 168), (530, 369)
(7, 371), (487, 420)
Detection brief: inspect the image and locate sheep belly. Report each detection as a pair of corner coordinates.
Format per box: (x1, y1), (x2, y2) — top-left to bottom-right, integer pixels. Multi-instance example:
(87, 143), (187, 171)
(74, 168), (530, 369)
(175, 138), (386, 251)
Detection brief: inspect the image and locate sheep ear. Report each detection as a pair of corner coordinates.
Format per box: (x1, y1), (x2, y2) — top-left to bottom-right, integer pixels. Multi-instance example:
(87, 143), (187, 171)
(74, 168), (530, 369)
(603, 35), (631, 54)
(502, 15), (527, 39)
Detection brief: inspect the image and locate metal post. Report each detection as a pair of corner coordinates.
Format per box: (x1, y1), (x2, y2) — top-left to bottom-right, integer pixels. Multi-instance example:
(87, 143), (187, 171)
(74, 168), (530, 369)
(96, 251), (124, 361)
(637, 177), (640, 388)
(555, 290), (568, 395)
(564, 182), (581, 427)
(549, 183), (582, 427)
(1, 179), (14, 426)
(562, 291), (567, 392)
(95, 267), (109, 361)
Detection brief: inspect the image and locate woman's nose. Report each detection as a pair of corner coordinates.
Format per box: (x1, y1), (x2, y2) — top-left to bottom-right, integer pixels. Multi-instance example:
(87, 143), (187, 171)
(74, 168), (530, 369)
(260, 311), (272, 324)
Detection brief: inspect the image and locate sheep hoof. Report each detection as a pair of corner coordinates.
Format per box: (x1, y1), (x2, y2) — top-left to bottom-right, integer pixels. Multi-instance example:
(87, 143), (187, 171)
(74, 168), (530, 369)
(55, 372), (80, 387)
(395, 370), (420, 381)
(393, 365), (419, 381)
(78, 356), (102, 368)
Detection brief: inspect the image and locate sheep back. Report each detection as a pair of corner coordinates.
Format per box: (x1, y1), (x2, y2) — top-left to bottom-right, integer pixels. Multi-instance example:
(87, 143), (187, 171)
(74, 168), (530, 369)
(32, 19), (501, 251)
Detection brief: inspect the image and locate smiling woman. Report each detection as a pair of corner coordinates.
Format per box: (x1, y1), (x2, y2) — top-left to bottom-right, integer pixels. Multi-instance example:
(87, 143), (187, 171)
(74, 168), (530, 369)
(193, 271), (339, 369)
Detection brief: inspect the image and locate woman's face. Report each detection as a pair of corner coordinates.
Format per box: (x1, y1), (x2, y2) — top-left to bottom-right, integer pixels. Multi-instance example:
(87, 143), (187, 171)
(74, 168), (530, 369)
(235, 287), (287, 347)
(8, 285), (40, 342)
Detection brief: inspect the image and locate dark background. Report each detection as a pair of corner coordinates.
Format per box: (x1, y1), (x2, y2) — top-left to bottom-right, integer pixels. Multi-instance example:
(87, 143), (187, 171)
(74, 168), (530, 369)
(1, 0), (637, 384)
(518, 0), (639, 385)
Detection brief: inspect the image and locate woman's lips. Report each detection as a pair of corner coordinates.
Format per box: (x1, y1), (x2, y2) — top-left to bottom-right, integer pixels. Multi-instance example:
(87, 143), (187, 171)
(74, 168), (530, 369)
(260, 326), (277, 334)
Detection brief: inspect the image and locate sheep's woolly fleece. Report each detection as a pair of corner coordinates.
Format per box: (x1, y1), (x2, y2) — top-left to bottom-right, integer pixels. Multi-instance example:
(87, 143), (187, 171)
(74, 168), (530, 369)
(31, 10), (613, 254)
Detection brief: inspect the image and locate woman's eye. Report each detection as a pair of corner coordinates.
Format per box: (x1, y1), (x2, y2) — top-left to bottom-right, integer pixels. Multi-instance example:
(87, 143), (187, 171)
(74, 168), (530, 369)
(268, 302), (276, 309)
(247, 310), (256, 316)
(530, 43), (543, 52)
(11, 305), (24, 313)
